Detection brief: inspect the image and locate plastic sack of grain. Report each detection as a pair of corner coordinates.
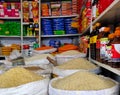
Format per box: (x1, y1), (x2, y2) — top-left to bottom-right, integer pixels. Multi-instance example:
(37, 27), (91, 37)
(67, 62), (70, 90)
(23, 65), (52, 78)
(49, 72), (119, 95)
(0, 78), (49, 95)
(53, 58), (101, 77)
(24, 54), (55, 65)
(33, 48), (57, 54)
(53, 67), (100, 77)
(0, 67), (50, 95)
(55, 50), (86, 65)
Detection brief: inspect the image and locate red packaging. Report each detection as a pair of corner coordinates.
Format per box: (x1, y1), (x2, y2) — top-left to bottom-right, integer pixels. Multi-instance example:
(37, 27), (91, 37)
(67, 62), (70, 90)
(111, 44), (120, 63)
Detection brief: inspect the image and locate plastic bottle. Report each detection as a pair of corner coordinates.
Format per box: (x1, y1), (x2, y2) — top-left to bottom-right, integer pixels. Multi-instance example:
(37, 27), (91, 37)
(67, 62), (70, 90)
(90, 23), (101, 60)
(111, 29), (120, 68)
(96, 27), (105, 62)
(93, 23), (101, 59)
(100, 27), (110, 63)
(90, 25), (96, 59)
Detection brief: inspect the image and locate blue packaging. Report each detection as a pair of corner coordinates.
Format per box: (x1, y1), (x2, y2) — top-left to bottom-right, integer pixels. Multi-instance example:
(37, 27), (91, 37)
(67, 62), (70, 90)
(49, 39), (61, 48)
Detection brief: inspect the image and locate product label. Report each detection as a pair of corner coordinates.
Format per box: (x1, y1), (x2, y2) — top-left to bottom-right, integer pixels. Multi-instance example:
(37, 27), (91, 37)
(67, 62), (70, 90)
(111, 44), (120, 62)
(105, 46), (112, 62)
(92, 35), (97, 43)
(100, 38), (109, 59)
(90, 37), (93, 44)
(96, 39), (100, 49)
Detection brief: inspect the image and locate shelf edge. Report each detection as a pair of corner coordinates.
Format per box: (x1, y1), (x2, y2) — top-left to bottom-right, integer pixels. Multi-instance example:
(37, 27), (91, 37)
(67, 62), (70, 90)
(90, 59), (120, 76)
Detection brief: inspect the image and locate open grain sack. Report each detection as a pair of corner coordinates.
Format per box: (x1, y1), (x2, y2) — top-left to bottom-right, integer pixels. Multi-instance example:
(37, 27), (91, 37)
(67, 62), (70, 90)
(55, 50), (86, 65)
(53, 58), (100, 77)
(24, 54), (55, 71)
(0, 67), (49, 95)
(24, 54), (55, 65)
(49, 72), (119, 95)
(23, 65), (51, 78)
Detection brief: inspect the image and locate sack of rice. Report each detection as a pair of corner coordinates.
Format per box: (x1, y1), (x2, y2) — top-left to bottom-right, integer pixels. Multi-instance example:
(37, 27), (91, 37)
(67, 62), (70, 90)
(53, 58), (101, 77)
(49, 72), (119, 95)
(24, 54), (55, 65)
(55, 50), (86, 65)
(0, 67), (49, 95)
(23, 66), (52, 78)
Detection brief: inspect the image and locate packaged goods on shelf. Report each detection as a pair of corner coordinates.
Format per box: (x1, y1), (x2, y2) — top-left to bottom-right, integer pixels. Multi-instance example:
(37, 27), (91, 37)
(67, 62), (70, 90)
(41, 17), (78, 35)
(2, 46), (11, 56)
(50, 2), (61, 16)
(89, 22), (120, 68)
(79, 36), (89, 53)
(41, 3), (50, 16)
(98, 27), (111, 62)
(90, 23), (101, 60)
(98, 0), (114, 14)
(64, 18), (78, 34)
(0, 21), (21, 36)
(53, 30), (65, 35)
(31, 1), (39, 25)
(110, 29), (120, 68)
(0, 2), (20, 17)
(61, 1), (72, 16)
(2, 44), (21, 56)
(72, 0), (78, 14)
(82, 0), (92, 31)
(103, 33), (115, 65)
(49, 72), (119, 95)
(22, 1), (30, 22)
(92, 0), (99, 20)
(53, 58), (100, 77)
(24, 23), (39, 36)
(52, 18), (65, 33)
(42, 18), (53, 35)
(0, 67), (49, 95)
(71, 18), (80, 29)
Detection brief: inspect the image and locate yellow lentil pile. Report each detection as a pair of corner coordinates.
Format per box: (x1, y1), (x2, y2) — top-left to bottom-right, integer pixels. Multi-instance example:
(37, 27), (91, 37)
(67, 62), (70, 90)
(0, 67), (44, 88)
(52, 72), (116, 90)
(57, 58), (97, 70)
(60, 50), (81, 55)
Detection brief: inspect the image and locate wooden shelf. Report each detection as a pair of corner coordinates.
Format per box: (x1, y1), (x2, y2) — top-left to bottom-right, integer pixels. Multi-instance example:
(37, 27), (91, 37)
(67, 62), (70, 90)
(90, 59), (120, 76)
